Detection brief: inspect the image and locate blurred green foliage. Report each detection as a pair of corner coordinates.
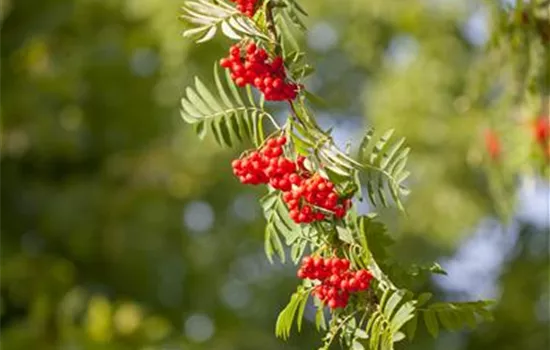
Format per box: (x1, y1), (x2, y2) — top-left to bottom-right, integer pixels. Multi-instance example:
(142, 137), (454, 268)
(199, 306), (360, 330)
(1, 0), (548, 349)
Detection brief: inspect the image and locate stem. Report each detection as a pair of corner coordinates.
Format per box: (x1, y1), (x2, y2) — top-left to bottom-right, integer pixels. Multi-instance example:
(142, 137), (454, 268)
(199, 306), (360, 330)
(265, 1), (280, 50)
(288, 100), (302, 121)
(323, 311), (360, 349)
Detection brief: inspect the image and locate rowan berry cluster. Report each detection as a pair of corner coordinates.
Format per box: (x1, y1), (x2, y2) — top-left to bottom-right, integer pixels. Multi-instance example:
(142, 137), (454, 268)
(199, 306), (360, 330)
(283, 174), (351, 223)
(297, 256), (373, 309)
(231, 136), (295, 190)
(486, 117), (550, 161)
(232, 136), (351, 223)
(220, 43), (298, 101)
(229, 0), (258, 17)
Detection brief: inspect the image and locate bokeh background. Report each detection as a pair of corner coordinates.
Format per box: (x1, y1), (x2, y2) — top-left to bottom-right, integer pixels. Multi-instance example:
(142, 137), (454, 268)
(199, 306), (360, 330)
(1, 0), (549, 349)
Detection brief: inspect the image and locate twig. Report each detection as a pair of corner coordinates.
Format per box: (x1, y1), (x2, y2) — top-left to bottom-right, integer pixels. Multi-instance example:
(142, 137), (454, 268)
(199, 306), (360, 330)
(265, 1), (279, 46)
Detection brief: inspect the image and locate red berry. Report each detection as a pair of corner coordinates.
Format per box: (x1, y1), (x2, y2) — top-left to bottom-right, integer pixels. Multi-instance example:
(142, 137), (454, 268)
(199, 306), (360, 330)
(313, 257), (323, 268)
(271, 147), (283, 157)
(340, 280), (349, 290)
(220, 58), (232, 68)
(356, 269), (372, 282)
(235, 77), (246, 87)
(272, 56), (283, 69)
(302, 256), (313, 265)
(286, 199), (299, 209)
(329, 275), (341, 286)
(276, 135), (287, 146)
(246, 43), (257, 54)
(340, 259), (350, 270)
(348, 278), (358, 291)
(230, 45), (240, 57)
(231, 159), (241, 168)
(335, 207), (346, 218)
(272, 78), (283, 89)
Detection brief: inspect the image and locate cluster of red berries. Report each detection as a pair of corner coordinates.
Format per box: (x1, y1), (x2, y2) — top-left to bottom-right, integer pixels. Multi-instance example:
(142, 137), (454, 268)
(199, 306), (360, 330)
(232, 136), (351, 223)
(229, 0), (258, 17)
(231, 136), (296, 190)
(283, 174), (351, 223)
(297, 256), (373, 309)
(220, 43), (298, 101)
(485, 116), (550, 161)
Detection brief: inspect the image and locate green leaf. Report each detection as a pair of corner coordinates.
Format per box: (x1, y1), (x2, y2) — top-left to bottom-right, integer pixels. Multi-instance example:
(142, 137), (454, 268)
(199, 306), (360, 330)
(336, 226), (355, 245)
(357, 127), (410, 211)
(460, 308), (478, 329)
(390, 301), (417, 333)
(429, 262), (447, 275)
(281, 0), (308, 30)
(416, 293), (432, 307)
(276, 11), (300, 54)
(260, 190), (303, 263)
(181, 63), (277, 148)
(296, 294), (308, 332)
(359, 214), (394, 261)
(392, 331), (405, 342)
(366, 289), (416, 349)
(275, 293), (300, 339)
(303, 90), (328, 108)
(266, 223), (286, 263)
(290, 239), (307, 264)
(405, 316), (417, 341)
(181, 0), (269, 43)
(275, 289), (309, 339)
(438, 310), (458, 331)
(421, 300), (494, 334)
(315, 304), (326, 331)
(423, 310), (439, 338)
(383, 291), (403, 316)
